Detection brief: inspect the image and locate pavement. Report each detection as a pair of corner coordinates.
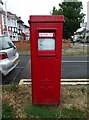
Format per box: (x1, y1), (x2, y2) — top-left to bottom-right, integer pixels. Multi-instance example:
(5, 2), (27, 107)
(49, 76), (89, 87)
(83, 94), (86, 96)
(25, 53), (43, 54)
(18, 43), (88, 85)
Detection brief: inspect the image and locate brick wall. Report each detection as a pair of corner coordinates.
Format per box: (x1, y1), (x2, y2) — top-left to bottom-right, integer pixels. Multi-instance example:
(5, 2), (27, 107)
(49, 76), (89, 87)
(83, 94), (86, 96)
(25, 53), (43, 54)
(13, 39), (30, 50)
(62, 39), (71, 49)
(13, 39), (70, 51)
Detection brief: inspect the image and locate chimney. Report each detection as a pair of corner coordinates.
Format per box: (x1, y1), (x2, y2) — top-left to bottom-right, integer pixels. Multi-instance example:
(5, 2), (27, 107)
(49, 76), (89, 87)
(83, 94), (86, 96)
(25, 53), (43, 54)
(19, 17), (21, 20)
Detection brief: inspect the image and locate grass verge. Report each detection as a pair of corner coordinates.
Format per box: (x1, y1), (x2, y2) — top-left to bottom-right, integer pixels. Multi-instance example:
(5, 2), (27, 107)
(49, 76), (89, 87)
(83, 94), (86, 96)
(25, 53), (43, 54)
(18, 46), (88, 56)
(24, 105), (87, 119)
(18, 51), (30, 55)
(2, 85), (88, 119)
(2, 102), (15, 118)
(62, 50), (87, 56)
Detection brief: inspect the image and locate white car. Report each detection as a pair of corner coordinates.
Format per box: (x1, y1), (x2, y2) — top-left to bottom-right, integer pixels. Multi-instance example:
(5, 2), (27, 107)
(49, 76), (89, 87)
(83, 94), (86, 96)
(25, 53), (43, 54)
(73, 34), (81, 42)
(0, 35), (19, 76)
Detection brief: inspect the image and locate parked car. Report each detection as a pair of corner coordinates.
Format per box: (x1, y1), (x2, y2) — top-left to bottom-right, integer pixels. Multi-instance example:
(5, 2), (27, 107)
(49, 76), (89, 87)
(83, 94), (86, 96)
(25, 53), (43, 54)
(0, 35), (19, 76)
(85, 35), (89, 43)
(73, 34), (82, 42)
(81, 35), (89, 43)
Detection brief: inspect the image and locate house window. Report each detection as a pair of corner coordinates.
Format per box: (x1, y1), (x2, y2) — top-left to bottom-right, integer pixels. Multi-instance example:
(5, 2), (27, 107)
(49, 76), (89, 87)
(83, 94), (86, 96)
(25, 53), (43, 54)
(12, 27), (14, 32)
(15, 21), (17, 26)
(8, 27), (12, 31)
(14, 28), (17, 33)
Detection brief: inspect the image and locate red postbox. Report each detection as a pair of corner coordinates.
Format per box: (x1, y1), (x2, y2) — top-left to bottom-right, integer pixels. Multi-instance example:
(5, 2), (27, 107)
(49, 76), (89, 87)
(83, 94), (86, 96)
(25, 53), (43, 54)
(28, 15), (64, 104)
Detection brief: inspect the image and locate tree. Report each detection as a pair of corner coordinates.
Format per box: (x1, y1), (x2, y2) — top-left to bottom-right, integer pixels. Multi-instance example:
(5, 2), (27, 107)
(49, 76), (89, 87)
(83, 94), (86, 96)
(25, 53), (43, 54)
(51, 0), (85, 39)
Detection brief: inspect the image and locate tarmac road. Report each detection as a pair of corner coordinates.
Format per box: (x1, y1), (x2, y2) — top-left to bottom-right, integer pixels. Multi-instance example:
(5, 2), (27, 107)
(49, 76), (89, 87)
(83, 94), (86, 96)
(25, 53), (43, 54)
(2, 55), (88, 85)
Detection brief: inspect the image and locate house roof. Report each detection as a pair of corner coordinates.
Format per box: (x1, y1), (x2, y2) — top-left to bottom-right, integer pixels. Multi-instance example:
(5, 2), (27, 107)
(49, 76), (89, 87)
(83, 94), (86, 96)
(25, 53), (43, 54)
(76, 27), (89, 33)
(17, 19), (24, 24)
(7, 11), (16, 18)
(76, 27), (85, 33)
(24, 25), (29, 28)
(7, 11), (24, 24)
(7, 11), (15, 16)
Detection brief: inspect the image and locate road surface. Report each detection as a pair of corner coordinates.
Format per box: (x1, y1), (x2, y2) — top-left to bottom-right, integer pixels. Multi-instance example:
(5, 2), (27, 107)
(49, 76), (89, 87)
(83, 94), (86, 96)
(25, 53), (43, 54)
(2, 55), (88, 85)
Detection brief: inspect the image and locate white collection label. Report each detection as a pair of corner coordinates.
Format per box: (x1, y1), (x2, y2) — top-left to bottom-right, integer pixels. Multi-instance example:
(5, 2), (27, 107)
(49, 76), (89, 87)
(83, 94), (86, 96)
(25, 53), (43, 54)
(38, 38), (55, 50)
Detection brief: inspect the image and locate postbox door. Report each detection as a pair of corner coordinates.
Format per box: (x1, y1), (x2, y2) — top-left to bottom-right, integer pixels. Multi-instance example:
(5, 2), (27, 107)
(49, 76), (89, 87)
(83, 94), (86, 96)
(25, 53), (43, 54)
(31, 24), (63, 104)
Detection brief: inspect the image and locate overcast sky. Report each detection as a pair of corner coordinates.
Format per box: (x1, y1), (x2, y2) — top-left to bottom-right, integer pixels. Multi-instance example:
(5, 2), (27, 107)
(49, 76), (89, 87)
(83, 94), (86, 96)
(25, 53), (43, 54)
(3, 0), (88, 25)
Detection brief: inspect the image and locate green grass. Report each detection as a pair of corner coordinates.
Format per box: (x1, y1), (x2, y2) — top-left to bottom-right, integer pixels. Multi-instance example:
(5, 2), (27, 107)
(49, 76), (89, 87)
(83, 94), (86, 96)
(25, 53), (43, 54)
(2, 85), (87, 119)
(19, 50), (87, 56)
(62, 51), (87, 56)
(24, 105), (87, 119)
(2, 103), (15, 118)
(62, 48), (87, 56)
(8, 84), (18, 91)
(18, 47), (88, 56)
(62, 44), (88, 56)
(72, 45), (89, 50)
(2, 84), (18, 92)
(18, 51), (30, 55)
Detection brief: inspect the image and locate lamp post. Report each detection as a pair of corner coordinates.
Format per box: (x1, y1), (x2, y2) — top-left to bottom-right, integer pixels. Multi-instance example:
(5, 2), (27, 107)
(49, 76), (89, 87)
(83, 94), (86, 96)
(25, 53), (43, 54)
(83, 23), (87, 53)
(4, 0), (8, 36)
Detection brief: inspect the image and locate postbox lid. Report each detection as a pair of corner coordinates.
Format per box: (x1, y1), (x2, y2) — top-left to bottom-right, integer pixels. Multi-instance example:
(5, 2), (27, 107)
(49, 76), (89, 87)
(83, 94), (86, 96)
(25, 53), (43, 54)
(28, 15), (64, 23)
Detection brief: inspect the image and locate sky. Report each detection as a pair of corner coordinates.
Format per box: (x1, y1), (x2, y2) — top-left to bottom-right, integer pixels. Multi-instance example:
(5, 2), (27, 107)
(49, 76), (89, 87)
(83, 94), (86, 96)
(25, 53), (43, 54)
(2, 0), (88, 25)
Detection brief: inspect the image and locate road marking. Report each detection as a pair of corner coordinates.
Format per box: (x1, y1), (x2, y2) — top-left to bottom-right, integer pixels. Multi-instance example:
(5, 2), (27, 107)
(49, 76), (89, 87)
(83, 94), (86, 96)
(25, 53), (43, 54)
(19, 79), (31, 85)
(19, 79), (89, 85)
(62, 61), (88, 63)
(61, 79), (88, 81)
(61, 82), (89, 85)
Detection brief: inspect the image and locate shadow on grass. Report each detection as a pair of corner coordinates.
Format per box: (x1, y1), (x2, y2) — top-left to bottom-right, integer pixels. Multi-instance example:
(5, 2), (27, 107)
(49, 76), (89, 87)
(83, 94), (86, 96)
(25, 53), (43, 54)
(24, 104), (87, 119)
(2, 102), (15, 118)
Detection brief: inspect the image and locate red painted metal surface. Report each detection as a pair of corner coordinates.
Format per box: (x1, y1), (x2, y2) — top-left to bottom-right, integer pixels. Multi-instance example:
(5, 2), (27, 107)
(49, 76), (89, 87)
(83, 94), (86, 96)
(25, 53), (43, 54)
(29, 15), (64, 104)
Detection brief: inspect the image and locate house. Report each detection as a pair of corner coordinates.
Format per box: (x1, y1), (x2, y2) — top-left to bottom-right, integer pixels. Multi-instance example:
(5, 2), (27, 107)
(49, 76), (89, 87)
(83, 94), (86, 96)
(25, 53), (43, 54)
(3, 11), (29, 41)
(87, 1), (89, 31)
(23, 24), (29, 41)
(0, 1), (29, 41)
(5, 12), (24, 41)
(17, 16), (24, 40)
(17, 17), (29, 41)
(5, 12), (19, 41)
